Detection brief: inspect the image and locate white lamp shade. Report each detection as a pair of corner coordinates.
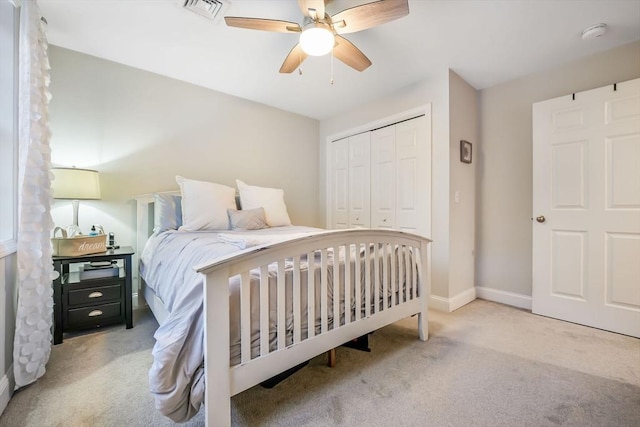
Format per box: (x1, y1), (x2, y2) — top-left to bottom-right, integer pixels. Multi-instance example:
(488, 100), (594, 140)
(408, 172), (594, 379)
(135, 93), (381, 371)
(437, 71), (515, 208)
(299, 24), (335, 56)
(52, 168), (101, 200)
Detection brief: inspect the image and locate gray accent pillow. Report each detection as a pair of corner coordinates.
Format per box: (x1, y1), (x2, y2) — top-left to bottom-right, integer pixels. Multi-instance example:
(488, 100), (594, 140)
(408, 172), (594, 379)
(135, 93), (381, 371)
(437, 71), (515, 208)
(227, 208), (268, 230)
(154, 193), (182, 233)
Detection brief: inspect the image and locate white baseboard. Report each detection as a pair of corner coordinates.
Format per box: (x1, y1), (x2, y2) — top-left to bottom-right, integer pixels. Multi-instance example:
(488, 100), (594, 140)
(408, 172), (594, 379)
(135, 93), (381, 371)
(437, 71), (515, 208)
(0, 364), (13, 417)
(476, 286), (532, 310)
(430, 286), (532, 312)
(429, 295), (450, 312)
(429, 287), (477, 312)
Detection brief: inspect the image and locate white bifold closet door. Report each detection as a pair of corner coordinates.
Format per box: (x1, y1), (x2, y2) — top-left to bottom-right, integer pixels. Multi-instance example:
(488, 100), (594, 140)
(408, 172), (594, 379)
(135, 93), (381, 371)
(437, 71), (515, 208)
(330, 137), (350, 229)
(371, 125), (395, 230)
(532, 78), (640, 338)
(349, 133), (371, 228)
(330, 132), (370, 229)
(330, 114), (429, 237)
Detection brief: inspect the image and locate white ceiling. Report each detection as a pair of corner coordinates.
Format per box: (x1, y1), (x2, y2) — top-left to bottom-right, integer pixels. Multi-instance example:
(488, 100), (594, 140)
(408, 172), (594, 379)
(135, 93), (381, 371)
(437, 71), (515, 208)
(38, 0), (640, 120)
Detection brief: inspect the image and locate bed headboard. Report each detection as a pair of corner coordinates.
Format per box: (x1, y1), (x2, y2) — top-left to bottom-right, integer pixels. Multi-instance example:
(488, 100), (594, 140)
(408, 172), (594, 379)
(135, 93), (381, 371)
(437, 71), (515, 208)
(134, 191), (181, 257)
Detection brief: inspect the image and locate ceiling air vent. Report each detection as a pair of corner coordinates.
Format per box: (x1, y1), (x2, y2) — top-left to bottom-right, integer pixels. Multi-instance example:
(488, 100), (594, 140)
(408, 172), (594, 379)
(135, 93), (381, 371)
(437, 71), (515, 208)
(180, 0), (229, 23)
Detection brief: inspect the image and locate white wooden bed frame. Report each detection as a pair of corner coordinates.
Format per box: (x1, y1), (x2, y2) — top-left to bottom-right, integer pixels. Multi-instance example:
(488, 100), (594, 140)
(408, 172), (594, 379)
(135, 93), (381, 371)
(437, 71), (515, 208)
(136, 194), (431, 427)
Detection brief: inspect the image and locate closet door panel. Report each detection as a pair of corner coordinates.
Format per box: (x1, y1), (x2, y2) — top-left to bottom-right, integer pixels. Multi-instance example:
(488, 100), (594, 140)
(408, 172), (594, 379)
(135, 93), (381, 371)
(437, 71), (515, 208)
(331, 138), (349, 229)
(371, 126), (396, 229)
(396, 116), (428, 235)
(348, 133), (371, 228)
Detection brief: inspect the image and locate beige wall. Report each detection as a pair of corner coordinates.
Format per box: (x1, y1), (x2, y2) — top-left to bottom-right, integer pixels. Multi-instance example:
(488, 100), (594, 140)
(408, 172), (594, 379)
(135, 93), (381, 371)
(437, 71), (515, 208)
(48, 46), (321, 264)
(476, 41), (640, 298)
(448, 70), (478, 299)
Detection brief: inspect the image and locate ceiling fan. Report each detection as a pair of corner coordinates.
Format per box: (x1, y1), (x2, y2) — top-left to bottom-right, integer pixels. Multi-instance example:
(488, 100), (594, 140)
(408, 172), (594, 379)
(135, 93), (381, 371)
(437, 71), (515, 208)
(224, 0), (409, 73)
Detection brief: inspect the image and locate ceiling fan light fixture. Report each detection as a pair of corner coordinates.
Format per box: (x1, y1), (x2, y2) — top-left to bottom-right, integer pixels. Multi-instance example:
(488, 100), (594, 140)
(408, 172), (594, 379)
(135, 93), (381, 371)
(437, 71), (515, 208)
(299, 23), (334, 56)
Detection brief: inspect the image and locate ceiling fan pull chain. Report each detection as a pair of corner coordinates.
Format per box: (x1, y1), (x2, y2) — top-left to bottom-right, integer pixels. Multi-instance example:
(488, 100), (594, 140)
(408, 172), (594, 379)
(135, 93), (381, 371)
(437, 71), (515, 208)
(298, 48), (303, 75)
(330, 49), (334, 85)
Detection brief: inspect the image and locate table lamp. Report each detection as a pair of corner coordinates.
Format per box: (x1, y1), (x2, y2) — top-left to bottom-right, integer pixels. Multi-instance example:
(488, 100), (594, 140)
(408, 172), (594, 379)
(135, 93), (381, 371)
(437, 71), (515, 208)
(51, 167), (101, 236)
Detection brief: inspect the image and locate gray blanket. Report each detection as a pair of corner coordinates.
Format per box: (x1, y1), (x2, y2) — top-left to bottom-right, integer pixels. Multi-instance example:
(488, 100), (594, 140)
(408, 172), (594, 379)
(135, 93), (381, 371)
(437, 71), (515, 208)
(142, 227), (322, 422)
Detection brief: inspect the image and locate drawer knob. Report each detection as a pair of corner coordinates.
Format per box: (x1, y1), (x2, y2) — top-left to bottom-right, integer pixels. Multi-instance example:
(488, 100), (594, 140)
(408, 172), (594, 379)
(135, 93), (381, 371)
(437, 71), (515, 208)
(88, 291), (103, 298)
(88, 310), (103, 317)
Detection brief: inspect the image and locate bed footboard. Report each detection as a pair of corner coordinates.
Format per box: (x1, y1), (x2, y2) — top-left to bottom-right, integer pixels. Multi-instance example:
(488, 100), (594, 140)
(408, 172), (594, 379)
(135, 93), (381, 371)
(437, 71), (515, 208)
(196, 229), (431, 427)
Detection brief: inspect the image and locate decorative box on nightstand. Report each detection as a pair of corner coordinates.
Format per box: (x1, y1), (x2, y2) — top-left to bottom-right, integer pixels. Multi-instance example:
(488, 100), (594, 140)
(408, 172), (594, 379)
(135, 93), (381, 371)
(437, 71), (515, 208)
(52, 246), (135, 344)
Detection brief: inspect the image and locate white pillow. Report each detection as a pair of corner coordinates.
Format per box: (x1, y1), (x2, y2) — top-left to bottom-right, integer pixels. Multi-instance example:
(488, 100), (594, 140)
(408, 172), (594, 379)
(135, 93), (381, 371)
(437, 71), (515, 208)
(236, 180), (292, 227)
(153, 193), (182, 233)
(176, 176), (236, 231)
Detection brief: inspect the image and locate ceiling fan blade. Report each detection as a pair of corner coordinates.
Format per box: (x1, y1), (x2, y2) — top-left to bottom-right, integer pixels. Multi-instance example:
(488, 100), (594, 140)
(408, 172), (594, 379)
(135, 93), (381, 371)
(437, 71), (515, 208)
(331, 0), (408, 34)
(280, 43), (309, 73)
(297, 0), (326, 19)
(332, 35), (372, 72)
(224, 17), (301, 33)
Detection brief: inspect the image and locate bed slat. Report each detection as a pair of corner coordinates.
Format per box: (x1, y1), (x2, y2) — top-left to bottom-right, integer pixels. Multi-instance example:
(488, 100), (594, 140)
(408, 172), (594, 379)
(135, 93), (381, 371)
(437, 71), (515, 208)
(307, 251), (315, 339)
(374, 243), (380, 313)
(365, 243), (371, 318)
(332, 245), (340, 329)
(344, 244), (351, 325)
(382, 243), (388, 310)
(354, 243), (361, 321)
(412, 249), (418, 300)
(398, 246), (405, 304)
(391, 244), (397, 307)
(277, 260), (286, 350)
(321, 249), (328, 333)
(240, 271), (251, 364)
(293, 255), (301, 344)
(259, 265), (269, 356)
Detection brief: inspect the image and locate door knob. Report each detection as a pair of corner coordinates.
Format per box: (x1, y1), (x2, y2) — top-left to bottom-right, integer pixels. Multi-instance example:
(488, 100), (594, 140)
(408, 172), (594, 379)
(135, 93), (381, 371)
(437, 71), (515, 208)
(536, 216), (546, 223)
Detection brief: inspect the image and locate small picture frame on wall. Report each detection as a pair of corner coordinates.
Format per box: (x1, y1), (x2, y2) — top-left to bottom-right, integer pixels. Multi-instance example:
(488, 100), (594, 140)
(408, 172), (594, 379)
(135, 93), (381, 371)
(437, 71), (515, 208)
(460, 140), (472, 164)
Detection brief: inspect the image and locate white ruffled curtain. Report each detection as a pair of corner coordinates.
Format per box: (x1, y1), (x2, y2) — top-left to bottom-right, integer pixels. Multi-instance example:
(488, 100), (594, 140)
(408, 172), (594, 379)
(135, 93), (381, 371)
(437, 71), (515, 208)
(13, 0), (57, 389)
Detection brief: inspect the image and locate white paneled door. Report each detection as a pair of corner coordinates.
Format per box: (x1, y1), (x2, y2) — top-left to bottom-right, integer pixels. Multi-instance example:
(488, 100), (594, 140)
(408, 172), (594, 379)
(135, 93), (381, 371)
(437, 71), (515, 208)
(532, 79), (640, 338)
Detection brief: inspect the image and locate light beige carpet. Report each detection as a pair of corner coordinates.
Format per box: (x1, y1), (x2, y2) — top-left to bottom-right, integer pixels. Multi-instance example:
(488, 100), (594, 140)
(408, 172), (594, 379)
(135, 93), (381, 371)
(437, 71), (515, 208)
(1, 299), (638, 426)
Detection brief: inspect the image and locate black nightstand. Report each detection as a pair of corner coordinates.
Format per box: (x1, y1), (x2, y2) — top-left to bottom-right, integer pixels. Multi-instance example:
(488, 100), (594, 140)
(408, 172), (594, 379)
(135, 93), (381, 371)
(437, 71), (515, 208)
(52, 246), (134, 344)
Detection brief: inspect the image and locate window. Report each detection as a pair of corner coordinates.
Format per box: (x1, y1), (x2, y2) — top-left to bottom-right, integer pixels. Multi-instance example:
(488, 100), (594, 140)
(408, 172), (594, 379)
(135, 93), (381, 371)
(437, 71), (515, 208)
(0, 1), (18, 256)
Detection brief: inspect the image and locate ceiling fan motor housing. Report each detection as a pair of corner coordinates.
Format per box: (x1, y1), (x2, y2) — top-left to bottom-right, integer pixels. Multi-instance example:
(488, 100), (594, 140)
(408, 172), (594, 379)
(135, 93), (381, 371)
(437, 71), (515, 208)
(300, 21), (335, 56)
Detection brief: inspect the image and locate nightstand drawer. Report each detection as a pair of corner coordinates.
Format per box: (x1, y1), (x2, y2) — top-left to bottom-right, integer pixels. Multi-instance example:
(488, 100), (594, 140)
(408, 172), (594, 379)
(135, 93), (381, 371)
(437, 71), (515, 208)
(67, 302), (122, 328)
(68, 283), (121, 306)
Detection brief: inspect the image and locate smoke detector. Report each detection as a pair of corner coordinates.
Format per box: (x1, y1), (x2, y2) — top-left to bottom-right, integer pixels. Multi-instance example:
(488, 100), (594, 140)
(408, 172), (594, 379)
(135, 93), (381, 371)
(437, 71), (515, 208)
(180, 0), (230, 23)
(582, 23), (607, 40)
